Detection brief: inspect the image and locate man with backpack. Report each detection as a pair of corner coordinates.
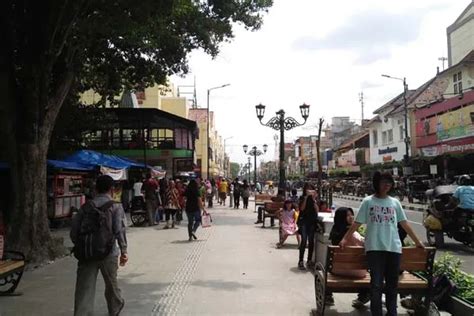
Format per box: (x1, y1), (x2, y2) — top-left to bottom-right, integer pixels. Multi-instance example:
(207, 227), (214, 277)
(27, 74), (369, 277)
(71, 175), (128, 316)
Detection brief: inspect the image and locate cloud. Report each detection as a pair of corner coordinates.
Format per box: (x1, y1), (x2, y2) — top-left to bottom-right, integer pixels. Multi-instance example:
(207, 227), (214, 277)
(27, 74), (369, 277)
(361, 80), (383, 90)
(292, 9), (425, 64)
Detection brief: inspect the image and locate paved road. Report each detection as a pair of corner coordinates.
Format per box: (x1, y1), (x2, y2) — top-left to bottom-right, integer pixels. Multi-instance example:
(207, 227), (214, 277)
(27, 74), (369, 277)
(333, 197), (474, 275)
(0, 201), (442, 315)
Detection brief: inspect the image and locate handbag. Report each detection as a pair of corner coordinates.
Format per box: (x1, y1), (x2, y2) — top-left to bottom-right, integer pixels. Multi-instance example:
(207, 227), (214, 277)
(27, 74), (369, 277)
(202, 211), (212, 228)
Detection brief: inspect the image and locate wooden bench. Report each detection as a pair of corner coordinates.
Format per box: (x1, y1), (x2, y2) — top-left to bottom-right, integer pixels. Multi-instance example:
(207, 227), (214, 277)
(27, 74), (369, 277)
(262, 202), (284, 228)
(254, 193), (272, 213)
(314, 246), (436, 316)
(0, 250), (26, 295)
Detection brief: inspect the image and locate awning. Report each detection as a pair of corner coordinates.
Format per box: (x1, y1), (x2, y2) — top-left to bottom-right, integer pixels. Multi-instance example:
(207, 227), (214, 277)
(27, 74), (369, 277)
(47, 159), (95, 171)
(64, 150), (146, 169)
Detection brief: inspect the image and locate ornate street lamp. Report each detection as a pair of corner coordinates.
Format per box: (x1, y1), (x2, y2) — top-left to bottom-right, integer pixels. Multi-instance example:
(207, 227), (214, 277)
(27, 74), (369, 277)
(243, 144), (267, 186)
(255, 103), (310, 190)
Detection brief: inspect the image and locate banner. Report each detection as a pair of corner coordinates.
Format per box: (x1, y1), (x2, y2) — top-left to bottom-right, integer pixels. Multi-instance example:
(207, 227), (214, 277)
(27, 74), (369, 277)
(436, 104), (474, 142)
(100, 166), (127, 180)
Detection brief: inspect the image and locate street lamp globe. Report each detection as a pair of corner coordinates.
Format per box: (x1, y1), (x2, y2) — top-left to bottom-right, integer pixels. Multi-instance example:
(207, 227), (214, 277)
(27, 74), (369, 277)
(300, 103), (310, 120)
(255, 103), (266, 121)
(243, 144), (248, 153)
(263, 144), (268, 153)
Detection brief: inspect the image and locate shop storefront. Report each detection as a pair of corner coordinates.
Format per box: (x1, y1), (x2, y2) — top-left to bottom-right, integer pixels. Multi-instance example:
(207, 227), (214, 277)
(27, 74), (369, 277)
(415, 90), (474, 178)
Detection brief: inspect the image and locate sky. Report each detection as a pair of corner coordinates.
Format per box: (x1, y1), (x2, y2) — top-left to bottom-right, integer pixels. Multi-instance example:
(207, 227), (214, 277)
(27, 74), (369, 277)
(171, 0), (471, 167)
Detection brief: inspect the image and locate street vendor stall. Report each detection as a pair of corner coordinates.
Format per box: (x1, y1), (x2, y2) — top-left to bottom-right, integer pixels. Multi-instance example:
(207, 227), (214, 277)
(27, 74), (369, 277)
(47, 159), (95, 223)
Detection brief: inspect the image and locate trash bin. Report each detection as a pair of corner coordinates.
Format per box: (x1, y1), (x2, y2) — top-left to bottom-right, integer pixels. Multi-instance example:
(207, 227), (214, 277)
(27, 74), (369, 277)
(313, 213), (334, 267)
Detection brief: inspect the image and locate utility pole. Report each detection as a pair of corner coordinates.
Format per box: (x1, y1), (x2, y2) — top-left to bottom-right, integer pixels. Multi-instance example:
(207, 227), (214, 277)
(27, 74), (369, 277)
(359, 92), (364, 126)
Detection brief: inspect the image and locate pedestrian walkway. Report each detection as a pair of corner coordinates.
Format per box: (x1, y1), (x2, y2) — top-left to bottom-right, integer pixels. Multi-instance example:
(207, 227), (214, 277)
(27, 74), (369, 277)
(0, 201), (445, 315)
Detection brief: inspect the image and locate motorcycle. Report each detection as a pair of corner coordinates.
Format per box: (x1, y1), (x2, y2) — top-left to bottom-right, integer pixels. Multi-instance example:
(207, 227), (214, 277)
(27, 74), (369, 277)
(423, 185), (474, 248)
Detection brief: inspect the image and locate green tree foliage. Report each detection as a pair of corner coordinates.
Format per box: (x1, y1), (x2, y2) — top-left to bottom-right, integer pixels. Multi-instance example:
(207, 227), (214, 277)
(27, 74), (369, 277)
(230, 162), (241, 179)
(0, 0), (273, 261)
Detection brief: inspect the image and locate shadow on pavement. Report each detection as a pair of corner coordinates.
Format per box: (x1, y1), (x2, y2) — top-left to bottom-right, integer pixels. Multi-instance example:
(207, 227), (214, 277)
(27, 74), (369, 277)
(170, 239), (206, 244)
(191, 279), (253, 291)
(289, 267), (310, 274)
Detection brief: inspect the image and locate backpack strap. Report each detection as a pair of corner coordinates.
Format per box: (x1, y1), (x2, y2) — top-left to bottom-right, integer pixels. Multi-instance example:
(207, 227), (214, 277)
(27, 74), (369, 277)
(100, 200), (116, 212)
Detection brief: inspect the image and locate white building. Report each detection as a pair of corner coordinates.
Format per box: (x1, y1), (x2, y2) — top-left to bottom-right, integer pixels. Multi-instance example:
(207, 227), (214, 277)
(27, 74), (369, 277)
(367, 93), (413, 164)
(448, 1), (474, 67)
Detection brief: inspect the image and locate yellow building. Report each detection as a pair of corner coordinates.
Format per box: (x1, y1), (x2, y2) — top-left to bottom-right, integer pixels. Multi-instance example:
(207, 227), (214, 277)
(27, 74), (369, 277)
(80, 83), (227, 179)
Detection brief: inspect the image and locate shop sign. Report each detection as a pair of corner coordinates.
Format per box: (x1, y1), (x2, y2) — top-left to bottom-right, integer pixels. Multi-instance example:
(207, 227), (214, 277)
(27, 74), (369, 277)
(430, 164), (438, 175)
(421, 137), (474, 156)
(393, 167), (399, 176)
(383, 155), (392, 162)
(421, 146), (439, 157)
(378, 147), (398, 155)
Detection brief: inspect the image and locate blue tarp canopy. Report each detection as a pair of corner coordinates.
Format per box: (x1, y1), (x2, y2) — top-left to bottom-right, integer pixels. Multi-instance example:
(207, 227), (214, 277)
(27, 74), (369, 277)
(47, 159), (95, 171)
(64, 150), (146, 170)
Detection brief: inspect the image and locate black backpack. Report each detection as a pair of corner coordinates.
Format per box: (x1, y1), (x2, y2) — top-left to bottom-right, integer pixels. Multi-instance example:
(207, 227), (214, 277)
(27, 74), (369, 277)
(73, 201), (115, 261)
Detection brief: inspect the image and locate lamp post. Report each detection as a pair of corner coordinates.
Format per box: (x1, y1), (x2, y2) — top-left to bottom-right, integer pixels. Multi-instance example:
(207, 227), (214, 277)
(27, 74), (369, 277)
(223, 136), (233, 178)
(255, 103), (310, 190)
(243, 144), (268, 187)
(247, 157), (251, 183)
(207, 83), (230, 180)
(381, 75), (410, 165)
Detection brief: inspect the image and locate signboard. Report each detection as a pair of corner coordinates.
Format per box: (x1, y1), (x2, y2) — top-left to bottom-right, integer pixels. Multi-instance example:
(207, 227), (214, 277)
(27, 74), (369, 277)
(420, 137), (474, 156)
(430, 164), (438, 175)
(417, 104), (474, 142)
(383, 155), (393, 162)
(379, 147), (398, 155)
(393, 167), (399, 176)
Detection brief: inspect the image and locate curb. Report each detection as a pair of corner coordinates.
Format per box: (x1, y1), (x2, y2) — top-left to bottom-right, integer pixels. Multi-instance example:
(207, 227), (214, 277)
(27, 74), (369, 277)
(333, 195), (426, 212)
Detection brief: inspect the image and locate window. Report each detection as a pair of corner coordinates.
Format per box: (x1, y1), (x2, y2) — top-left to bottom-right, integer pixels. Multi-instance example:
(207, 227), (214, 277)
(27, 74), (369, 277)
(382, 131), (387, 145)
(388, 129), (393, 143)
(454, 71), (463, 94)
(399, 125), (404, 140)
(372, 130), (378, 146)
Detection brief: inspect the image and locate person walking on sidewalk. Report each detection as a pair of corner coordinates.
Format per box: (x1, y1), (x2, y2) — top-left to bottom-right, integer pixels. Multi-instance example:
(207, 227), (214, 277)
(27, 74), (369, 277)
(71, 175), (128, 316)
(233, 178), (241, 209)
(241, 180), (250, 209)
(297, 183), (318, 270)
(218, 178), (228, 206)
(185, 179), (206, 241)
(164, 180), (180, 229)
(340, 171), (424, 316)
(229, 180), (234, 208)
(142, 173), (160, 226)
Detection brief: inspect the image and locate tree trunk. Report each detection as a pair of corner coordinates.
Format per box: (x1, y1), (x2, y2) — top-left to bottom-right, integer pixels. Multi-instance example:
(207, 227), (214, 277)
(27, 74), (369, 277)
(4, 73), (74, 263)
(6, 143), (60, 262)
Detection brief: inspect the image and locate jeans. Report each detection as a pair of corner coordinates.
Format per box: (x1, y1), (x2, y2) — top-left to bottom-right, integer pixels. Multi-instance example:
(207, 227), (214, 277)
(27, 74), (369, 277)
(243, 197), (249, 209)
(367, 251), (401, 316)
(146, 198), (157, 226)
(186, 211), (201, 237)
(234, 195), (240, 208)
(299, 222), (315, 262)
(74, 255), (123, 316)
